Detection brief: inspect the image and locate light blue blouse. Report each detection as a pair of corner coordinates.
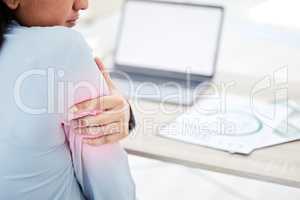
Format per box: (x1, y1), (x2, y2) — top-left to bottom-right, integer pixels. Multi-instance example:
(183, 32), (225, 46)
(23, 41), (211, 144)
(0, 22), (135, 199)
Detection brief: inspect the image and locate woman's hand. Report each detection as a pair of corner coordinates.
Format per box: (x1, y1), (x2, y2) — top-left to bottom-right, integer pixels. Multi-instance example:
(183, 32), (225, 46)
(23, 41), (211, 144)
(69, 58), (131, 145)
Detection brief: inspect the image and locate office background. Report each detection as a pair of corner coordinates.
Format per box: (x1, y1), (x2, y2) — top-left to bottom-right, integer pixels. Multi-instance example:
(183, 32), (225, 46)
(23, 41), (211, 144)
(76, 0), (300, 199)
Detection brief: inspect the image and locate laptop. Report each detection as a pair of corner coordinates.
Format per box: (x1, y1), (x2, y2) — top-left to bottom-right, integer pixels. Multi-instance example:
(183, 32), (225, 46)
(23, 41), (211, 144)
(110, 0), (225, 105)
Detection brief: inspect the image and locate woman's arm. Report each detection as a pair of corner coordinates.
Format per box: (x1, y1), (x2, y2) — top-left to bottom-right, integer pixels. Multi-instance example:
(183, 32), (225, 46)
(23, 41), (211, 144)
(61, 30), (136, 199)
(69, 58), (135, 145)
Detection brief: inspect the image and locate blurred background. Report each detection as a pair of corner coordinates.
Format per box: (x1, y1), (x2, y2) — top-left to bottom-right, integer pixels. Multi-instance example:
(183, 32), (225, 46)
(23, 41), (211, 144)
(75, 1), (300, 199)
(76, 0), (300, 82)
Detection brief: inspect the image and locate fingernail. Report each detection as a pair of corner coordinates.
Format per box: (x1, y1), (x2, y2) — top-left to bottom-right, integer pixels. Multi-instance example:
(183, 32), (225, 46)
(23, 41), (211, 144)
(70, 106), (78, 114)
(68, 111), (91, 121)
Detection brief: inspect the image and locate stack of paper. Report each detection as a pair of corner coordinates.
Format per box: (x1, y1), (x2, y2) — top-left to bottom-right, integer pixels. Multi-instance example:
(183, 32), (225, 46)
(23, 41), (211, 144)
(159, 95), (300, 154)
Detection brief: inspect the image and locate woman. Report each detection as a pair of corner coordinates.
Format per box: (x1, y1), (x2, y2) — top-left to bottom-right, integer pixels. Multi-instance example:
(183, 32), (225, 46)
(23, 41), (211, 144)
(0, 0), (136, 199)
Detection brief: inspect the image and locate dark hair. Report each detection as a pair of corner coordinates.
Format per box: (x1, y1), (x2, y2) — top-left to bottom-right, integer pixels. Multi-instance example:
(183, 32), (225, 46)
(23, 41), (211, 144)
(0, 2), (13, 49)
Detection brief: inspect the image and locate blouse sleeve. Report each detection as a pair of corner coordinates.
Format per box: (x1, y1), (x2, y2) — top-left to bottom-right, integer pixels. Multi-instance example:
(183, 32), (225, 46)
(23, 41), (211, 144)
(60, 29), (110, 110)
(61, 30), (136, 200)
(63, 29), (136, 132)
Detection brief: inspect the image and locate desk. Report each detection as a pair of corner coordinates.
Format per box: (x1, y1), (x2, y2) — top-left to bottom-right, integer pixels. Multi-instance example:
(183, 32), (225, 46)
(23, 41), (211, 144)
(78, 6), (300, 189)
(119, 72), (300, 188)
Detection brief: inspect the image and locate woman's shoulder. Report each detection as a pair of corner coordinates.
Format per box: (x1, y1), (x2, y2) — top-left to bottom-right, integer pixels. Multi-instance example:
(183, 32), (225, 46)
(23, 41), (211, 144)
(5, 25), (93, 66)
(12, 25), (90, 50)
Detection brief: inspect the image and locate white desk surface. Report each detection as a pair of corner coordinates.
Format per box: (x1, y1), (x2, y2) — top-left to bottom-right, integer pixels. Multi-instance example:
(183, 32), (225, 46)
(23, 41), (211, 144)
(120, 72), (300, 188)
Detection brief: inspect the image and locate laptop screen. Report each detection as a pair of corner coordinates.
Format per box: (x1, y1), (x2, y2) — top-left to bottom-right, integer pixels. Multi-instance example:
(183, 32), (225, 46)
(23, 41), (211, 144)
(115, 0), (224, 77)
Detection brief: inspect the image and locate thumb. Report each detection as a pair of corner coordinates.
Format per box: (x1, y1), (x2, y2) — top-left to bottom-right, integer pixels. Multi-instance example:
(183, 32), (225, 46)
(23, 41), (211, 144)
(95, 57), (116, 92)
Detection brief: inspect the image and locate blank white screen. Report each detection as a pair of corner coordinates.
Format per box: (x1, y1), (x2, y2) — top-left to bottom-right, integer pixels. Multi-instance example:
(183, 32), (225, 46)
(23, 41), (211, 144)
(115, 1), (223, 76)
